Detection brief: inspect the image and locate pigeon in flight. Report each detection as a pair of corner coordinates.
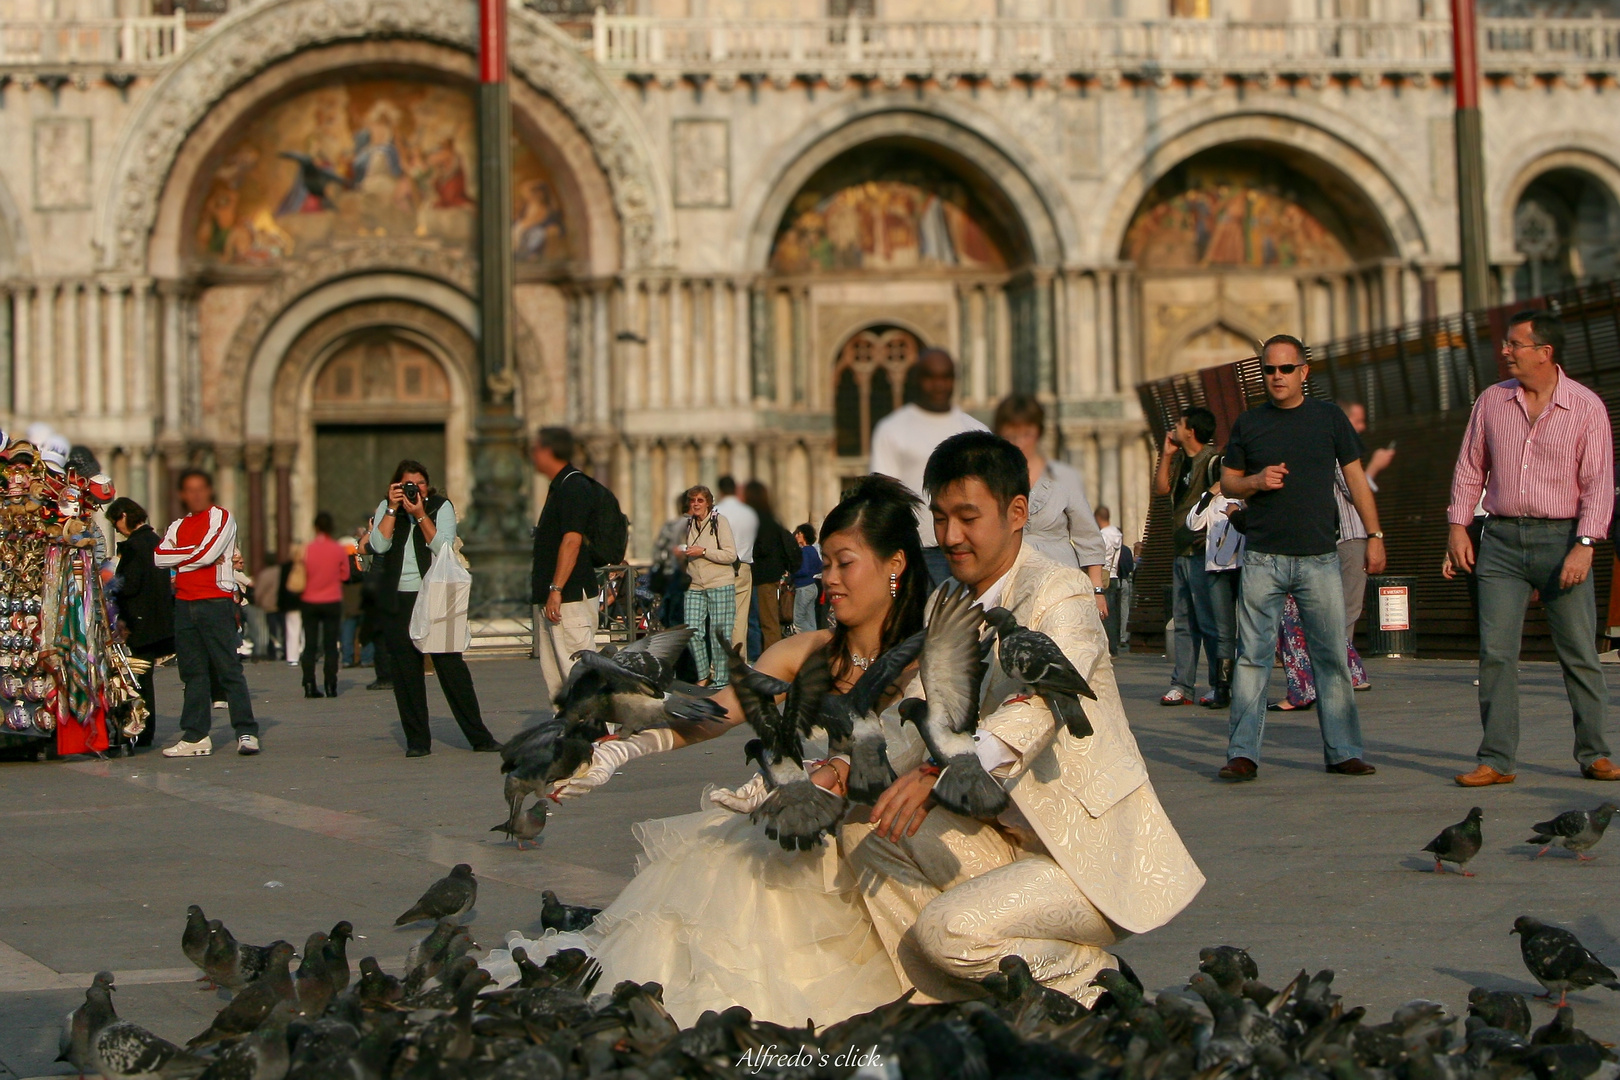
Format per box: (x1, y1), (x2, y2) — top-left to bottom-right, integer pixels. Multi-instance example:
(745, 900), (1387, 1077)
(394, 864), (477, 926)
(558, 627), (725, 734)
(1423, 807), (1484, 875)
(983, 606), (1096, 739)
(540, 890), (602, 933)
(907, 584), (1007, 820)
(722, 636), (847, 850)
(1511, 916), (1620, 1007)
(1528, 802), (1619, 861)
(822, 630), (925, 804)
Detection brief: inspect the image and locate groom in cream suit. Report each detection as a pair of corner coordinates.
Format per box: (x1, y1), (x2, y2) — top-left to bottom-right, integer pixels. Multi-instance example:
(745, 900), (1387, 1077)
(843, 431), (1204, 1003)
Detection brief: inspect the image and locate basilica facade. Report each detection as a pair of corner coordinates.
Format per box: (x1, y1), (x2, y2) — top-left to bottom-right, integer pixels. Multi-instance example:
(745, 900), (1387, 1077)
(1, 0), (1616, 578)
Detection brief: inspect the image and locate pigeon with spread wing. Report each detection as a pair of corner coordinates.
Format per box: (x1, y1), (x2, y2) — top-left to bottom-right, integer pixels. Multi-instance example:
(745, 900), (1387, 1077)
(906, 583), (1007, 819)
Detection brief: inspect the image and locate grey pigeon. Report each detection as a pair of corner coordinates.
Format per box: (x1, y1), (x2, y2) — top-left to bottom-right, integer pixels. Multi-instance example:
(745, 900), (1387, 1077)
(1468, 986), (1533, 1035)
(1424, 807), (1484, 875)
(91, 985), (206, 1080)
(321, 921), (352, 994)
(983, 605), (1097, 739)
(491, 798), (547, 850)
(722, 636), (847, 850)
(355, 956), (403, 1007)
(194, 1002), (291, 1080)
(201, 920), (271, 992)
(181, 906), (210, 979)
(907, 583), (1007, 819)
(1528, 802), (1619, 861)
(57, 971), (116, 1078)
(188, 940), (296, 1047)
(293, 931), (334, 1017)
(499, 720), (592, 808)
(1511, 916), (1620, 1007)
(394, 863), (476, 926)
(540, 890), (601, 932)
(822, 630), (925, 804)
(1199, 946), (1261, 995)
(404, 925), (476, 995)
(556, 627), (724, 735)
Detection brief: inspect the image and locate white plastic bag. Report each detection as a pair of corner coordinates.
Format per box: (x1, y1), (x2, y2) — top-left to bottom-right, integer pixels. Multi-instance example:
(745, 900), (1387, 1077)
(410, 550), (472, 653)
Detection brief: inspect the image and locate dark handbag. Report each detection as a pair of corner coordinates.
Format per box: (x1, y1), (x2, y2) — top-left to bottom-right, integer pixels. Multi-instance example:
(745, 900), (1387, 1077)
(777, 578), (796, 625)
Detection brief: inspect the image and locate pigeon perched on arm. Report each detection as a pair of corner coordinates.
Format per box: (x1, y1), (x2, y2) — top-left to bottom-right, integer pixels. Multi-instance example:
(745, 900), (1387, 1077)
(394, 863), (477, 926)
(57, 971), (116, 1078)
(540, 890), (601, 932)
(906, 584), (1007, 819)
(1423, 807), (1484, 875)
(1511, 916), (1620, 1007)
(982, 605), (1097, 739)
(1528, 802), (1619, 861)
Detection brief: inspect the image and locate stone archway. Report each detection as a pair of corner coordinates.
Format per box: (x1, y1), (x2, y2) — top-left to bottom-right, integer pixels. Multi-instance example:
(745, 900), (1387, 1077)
(94, 0), (673, 274)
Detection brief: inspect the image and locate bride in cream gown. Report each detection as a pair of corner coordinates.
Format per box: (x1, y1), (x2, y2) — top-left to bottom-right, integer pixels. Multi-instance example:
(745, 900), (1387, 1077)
(485, 477), (931, 1027)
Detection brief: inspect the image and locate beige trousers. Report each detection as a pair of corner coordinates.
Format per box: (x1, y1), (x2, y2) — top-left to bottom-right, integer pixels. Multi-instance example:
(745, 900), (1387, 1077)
(840, 807), (1124, 1004)
(536, 596), (600, 701)
(731, 564), (753, 648)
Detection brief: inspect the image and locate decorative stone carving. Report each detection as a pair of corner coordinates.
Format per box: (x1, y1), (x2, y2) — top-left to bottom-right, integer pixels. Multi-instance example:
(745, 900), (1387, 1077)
(99, 0), (672, 275)
(671, 118), (730, 208)
(34, 118), (93, 211)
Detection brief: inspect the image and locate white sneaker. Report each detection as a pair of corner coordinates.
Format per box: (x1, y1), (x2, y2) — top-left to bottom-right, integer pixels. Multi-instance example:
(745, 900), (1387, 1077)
(237, 735), (260, 756)
(212, 700), (227, 710)
(161, 737), (212, 758)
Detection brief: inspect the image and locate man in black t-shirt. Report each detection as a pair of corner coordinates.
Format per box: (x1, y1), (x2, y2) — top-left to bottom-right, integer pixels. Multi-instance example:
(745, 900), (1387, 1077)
(530, 426), (601, 700)
(1216, 335), (1386, 782)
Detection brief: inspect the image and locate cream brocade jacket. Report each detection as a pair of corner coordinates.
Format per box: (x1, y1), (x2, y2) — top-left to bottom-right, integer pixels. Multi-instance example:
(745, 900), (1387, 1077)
(882, 542), (1204, 935)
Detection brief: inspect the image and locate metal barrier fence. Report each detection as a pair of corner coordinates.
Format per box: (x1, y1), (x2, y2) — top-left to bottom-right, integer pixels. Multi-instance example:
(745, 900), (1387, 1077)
(1131, 278), (1620, 659)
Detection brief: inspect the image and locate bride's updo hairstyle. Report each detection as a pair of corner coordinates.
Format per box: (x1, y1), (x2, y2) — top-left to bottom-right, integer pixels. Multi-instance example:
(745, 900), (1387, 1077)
(818, 474), (930, 681)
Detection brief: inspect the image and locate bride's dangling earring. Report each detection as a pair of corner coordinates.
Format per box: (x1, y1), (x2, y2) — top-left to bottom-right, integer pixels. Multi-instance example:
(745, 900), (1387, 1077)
(889, 572), (898, 598)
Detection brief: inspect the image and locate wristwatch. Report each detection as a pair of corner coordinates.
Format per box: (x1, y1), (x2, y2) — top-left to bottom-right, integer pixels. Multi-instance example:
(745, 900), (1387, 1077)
(1367, 531), (1384, 539)
(1093, 586), (1107, 595)
(549, 584), (563, 592)
(1577, 535), (1597, 547)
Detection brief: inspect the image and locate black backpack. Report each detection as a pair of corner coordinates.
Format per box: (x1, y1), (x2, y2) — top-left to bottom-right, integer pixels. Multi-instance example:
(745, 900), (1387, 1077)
(571, 471), (629, 568)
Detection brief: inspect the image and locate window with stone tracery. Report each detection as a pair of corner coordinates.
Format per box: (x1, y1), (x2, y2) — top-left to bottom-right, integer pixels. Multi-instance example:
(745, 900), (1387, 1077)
(834, 327), (920, 458)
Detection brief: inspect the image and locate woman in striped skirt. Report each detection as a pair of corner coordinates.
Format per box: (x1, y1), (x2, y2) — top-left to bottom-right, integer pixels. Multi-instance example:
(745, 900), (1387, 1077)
(678, 485), (737, 686)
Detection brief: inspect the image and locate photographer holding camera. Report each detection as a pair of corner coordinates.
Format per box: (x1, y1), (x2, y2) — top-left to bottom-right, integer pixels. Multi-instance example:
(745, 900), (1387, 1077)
(367, 460), (501, 758)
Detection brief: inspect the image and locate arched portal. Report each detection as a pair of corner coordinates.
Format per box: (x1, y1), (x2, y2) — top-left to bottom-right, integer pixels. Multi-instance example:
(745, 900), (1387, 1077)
(1123, 143), (1399, 381)
(1513, 168), (1620, 299)
(760, 134), (1042, 495)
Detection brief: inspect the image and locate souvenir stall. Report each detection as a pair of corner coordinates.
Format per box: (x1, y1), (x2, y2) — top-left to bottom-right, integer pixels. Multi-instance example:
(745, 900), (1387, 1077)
(0, 436), (148, 759)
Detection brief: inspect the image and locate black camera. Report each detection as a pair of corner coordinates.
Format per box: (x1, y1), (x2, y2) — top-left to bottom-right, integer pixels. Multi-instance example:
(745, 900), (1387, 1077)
(401, 481), (420, 505)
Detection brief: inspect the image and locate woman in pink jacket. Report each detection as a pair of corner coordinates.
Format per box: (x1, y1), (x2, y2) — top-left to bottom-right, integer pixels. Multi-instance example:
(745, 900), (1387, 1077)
(299, 511), (352, 698)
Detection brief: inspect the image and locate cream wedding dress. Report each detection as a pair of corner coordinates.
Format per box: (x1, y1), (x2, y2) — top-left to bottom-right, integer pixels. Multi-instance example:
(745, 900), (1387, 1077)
(484, 799), (903, 1028)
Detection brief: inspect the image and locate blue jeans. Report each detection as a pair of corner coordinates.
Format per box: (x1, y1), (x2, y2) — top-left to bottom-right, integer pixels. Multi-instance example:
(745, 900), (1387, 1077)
(1227, 551), (1363, 765)
(1171, 555), (1221, 693)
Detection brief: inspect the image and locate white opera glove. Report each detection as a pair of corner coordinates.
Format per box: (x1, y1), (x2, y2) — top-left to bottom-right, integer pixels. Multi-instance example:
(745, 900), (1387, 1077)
(550, 727), (677, 800)
(709, 773), (769, 814)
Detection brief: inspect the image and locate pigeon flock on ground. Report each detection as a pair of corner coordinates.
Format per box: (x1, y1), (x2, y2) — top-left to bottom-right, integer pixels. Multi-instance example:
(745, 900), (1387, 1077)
(58, 892), (1620, 1080)
(1421, 803), (1620, 875)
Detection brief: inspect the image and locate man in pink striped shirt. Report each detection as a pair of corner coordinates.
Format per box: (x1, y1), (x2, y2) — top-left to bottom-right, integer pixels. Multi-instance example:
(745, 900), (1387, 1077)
(1447, 310), (1616, 787)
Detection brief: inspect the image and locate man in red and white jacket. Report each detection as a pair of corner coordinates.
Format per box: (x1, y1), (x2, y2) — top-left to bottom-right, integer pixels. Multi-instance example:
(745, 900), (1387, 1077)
(155, 469), (259, 757)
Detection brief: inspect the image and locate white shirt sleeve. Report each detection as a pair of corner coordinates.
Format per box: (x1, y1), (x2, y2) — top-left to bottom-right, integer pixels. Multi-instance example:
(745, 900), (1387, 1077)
(973, 730), (1019, 777)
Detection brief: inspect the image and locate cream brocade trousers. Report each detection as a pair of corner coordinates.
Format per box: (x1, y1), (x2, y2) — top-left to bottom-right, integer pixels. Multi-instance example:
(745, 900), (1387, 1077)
(840, 807), (1126, 1005)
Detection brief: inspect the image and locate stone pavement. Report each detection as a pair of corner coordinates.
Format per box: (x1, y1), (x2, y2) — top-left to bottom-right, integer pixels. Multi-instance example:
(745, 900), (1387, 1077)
(4, 652), (1620, 1074)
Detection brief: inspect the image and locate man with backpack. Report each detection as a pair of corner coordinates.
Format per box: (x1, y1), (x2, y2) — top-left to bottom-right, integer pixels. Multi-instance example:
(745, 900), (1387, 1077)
(1152, 406), (1225, 707)
(531, 426), (624, 699)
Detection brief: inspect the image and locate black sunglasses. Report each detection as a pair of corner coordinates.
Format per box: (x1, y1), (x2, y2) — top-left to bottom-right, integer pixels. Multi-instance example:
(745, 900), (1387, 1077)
(1262, 364), (1302, 376)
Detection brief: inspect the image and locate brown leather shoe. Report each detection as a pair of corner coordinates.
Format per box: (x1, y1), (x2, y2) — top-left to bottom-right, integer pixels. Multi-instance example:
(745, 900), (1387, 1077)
(1454, 764), (1516, 787)
(1582, 758), (1620, 781)
(1326, 757), (1377, 776)
(1218, 757), (1258, 781)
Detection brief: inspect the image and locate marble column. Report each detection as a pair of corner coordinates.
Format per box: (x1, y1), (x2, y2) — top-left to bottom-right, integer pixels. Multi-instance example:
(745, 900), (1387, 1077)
(245, 442), (268, 573)
(159, 283), (183, 439)
(11, 285), (30, 419)
(631, 436), (652, 560)
(130, 280), (152, 416)
(698, 438), (719, 490)
(1094, 270), (1116, 397)
(273, 442), (296, 561)
(82, 283), (102, 418)
(104, 283), (126, 418)
(668, 278), (688, 410)
(59, 283), (79, 417)
(36, 282), (56, 418)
